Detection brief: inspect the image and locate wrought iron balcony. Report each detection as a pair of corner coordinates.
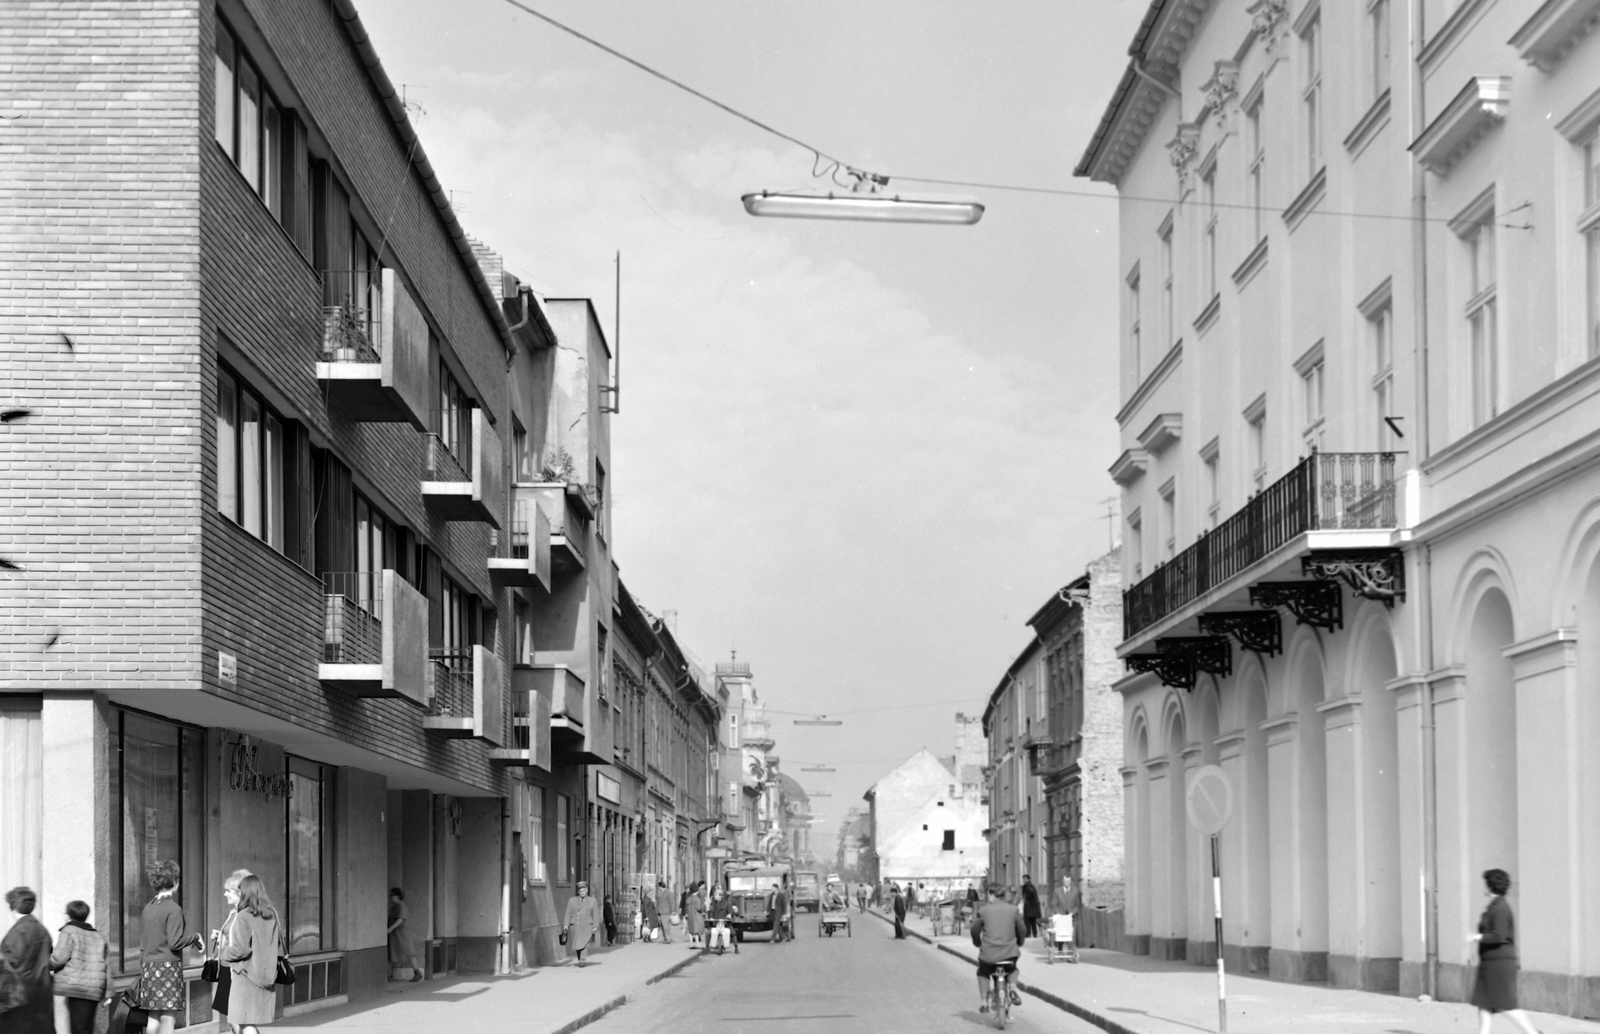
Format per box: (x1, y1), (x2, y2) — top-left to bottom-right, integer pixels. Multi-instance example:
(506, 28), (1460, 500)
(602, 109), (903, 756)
(1124, 452), (1396, 639)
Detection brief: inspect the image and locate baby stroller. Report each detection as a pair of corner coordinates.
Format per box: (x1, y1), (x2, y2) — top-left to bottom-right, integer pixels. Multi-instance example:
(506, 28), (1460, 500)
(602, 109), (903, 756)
(1045, 912), (1078, 964)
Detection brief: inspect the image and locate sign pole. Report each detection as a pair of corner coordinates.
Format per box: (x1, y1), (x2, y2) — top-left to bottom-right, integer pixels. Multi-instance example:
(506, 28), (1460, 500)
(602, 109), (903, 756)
(1212, 833), (1226, 1034)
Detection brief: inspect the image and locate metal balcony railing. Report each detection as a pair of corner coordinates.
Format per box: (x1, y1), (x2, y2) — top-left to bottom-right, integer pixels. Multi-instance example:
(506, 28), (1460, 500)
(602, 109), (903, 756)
(427, 649), (475, 717)
(508, 514), (531, 560)
(420, 431), (471, 483)
(322, 571), (383, 664)
(1123, 451), (1396, 638)
(320, 272), (382, 361)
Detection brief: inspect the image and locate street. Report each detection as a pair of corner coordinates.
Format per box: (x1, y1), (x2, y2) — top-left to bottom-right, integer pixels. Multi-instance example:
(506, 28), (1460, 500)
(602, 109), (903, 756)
(579, 912), (1102, 1034)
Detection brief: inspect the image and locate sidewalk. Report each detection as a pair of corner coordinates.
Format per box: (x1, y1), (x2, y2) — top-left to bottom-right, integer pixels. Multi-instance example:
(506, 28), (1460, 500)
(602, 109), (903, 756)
(871, 907), (1600, 1034)
(274, 939), (704, 1034)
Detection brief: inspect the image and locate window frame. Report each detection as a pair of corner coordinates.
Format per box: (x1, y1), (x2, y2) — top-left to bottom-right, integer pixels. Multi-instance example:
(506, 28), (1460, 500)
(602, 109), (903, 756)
(1159, 478), (1177, 559)
(1125, 263), (1142, 382)
(1126, 508), (1144, 582)
(1368, 0), (1391, 101)
(1581, 130), (1600, 359)
(213, 14), (282, 212)
(1201, 159), (1219, 301)
(1159, 214), (1175, 349)
(215, 359), (287, 553)
(285, 756), (331, 956)
(527, 785), (548, 884)
(1301, 12), (1323, 176)
(1246, 90), (1266, 244)
(1462, 212), (1500, 427)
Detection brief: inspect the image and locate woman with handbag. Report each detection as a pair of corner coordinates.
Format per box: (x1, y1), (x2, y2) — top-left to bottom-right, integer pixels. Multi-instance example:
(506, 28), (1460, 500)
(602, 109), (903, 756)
(206, 870), (252, 1028)
(136, 861), (203, 1034)
(218, 875), (282, 1033)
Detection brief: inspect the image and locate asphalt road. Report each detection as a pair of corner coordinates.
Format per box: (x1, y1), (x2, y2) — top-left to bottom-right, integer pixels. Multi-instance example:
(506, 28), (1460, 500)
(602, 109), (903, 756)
(580, 909), (1104, 1034)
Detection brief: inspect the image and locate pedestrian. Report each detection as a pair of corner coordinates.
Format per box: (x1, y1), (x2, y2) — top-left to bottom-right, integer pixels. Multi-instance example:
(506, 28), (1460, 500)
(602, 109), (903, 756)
(891, 885), (907, 939)
(855, 882), (867, 914)
(771, 882), (791, 944)
(602, 896), (617, 947)
(1470, 869), (1543, 1034)
(562, 882), (600, 966)
(705, 886), (739, 955)
(1020, 875), (1041, 941)
(208, 869), (250, 1023)
(639, 885), (661, 943)
(685, 882), (706, 949)
(905, 882), (917, 918)
(218, 874), (282, 1034)
(654, 881), (674, 944)
(1048, 875), (1081, 955)
(1, 886), (54, 1034)
(135, 860), (204, 1034)
(50, 899), (111, 1034)
(386, 888), (422, 982)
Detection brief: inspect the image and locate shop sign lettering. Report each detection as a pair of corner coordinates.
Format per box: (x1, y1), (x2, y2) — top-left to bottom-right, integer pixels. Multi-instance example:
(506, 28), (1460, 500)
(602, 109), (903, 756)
(229, 736), (293, 800)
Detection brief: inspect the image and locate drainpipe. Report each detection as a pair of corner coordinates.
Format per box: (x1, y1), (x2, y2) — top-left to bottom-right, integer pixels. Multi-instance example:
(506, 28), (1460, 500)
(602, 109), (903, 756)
(1131, 59), (1183, 120)
(1408, 0), (1439, 1001)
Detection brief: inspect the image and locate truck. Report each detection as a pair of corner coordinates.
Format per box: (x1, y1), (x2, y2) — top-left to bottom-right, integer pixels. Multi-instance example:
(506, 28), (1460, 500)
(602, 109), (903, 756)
(793, 870), (822, 913)
(721, 862), (795, 941)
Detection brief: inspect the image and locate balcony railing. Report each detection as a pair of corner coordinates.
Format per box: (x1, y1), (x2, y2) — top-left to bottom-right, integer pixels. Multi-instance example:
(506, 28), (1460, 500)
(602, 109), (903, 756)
(426, 649), (475, 718)
(1124, 452), (1396, 639)
(421, 429), (471, 483)
(322, 571), (383, 664)
(320, 271), (381, 361)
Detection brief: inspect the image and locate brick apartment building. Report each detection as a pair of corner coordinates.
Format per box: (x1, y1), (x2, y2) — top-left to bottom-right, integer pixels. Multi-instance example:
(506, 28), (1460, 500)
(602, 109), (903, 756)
(0, 0), (686, 1025)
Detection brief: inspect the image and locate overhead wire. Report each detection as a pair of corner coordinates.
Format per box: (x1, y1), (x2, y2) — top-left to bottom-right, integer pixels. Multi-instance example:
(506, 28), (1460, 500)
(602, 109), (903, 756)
(487, 0), (1534, 231)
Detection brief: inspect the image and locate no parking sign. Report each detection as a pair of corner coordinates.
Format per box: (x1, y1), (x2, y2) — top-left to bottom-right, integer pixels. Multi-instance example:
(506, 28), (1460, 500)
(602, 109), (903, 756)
(1186, 764), (1232, 1033)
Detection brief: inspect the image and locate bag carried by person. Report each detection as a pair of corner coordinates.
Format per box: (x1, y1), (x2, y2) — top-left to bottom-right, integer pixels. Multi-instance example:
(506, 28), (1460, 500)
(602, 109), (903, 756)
(108, 978), (149, 1034)
(558, 929), (569, 947)
(274, 921), (296, 987)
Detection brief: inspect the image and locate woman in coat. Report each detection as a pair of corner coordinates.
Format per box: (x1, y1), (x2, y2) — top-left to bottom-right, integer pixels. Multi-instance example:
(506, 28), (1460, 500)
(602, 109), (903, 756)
(50, 899), (110, 1034)
(1, 886), (54, 1034)
(685, 882), (706, 947)
(208, 870), (253, 1023)
(562, 882), (600, 966)
(386, 888), (422, 982)
(1470, 869), (1542, 1034)
(218, 875), (282, 1034)
(137, 861), (203, 1034)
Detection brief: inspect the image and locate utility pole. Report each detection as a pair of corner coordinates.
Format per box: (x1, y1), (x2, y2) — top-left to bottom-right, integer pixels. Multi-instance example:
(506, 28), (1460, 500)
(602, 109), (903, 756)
(1100, 496), (1118, 551)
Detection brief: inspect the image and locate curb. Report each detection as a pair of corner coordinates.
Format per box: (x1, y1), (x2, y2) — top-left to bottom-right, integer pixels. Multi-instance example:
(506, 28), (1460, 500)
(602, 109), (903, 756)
(547, 949), (703, 1034)
(868, 908), (1129, 1034)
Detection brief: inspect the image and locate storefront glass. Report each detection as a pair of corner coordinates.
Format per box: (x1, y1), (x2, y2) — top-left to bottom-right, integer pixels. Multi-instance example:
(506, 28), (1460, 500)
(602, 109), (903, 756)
(286, 758), (325, 954)
(110, 710), (205, 973)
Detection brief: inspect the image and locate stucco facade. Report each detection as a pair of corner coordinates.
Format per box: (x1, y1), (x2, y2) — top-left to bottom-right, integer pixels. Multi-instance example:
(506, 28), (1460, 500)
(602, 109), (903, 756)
(865, 724), (986, 888)
(1079, 0), (1600, 1019)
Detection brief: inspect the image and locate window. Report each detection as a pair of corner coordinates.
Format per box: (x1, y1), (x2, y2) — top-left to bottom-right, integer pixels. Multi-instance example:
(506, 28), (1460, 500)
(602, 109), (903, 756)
(1299, 347), (1326, 451)
(527, 786), (547, 883)
(354, 494), (395, 611)
(1126, 265), (1142, 381)
(1583, 131), (1600, 358)
(110, 711), (205, 974)
(1127, 509), (1143, 581)
(214, 17), (281, 211)
(1159, 217), (1175, 348)
(215, 362), (286, 551)
(286, 758), (327, 955)
(1371, 302), (1396, 448)
(1247, 403), (1267, 492)
(513, 421), (531, 483)
(1369, 0), (1391, 100)
(1465, 215), (1499, 426)
(437, 574), (476, 658)
(556, 792), (571, 884)
(1247, 93), (1266, 243)
(1302, 13), (1323, 175)
(1202, 440), (1221, 527)
(595, 460), (608, 542)
(942, 830), (956, 851)
(514, 599), (532, 665)
(1202, 162), (1218, 300)
(1159, 479), (1176, 559)
(437, 365), (472, 464)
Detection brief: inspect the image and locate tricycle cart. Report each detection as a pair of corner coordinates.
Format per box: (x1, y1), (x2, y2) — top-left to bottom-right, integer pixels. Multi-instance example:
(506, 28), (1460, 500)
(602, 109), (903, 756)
(819, 908), (851, 937)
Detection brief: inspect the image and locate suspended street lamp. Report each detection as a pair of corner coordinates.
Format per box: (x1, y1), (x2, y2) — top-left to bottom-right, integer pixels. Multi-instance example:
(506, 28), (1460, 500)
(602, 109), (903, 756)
(801, 765), (837, 773)
(794, 715), (843, 726)
(743, 166), (983, 226)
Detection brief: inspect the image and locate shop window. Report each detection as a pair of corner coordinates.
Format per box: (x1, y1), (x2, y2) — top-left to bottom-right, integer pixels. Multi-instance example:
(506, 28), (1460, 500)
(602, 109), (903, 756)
(527, 786), (547, 883)
(110, 711), (205, 974)
(556, 792), (571, 885)
(286, 757), (328, 955)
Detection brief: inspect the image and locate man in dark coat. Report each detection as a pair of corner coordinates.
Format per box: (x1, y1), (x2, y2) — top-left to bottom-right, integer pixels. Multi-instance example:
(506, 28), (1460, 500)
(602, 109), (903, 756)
(891, 885), (907, 939)
(770, 883), (791, 943)
(1020, 876), (1042, 941)
(1, 886), (55, 1034)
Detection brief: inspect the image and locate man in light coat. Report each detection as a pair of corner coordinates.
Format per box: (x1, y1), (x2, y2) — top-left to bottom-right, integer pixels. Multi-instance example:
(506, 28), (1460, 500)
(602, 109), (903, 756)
(654, 881), (674, 944)
(563, 882), (601, 966)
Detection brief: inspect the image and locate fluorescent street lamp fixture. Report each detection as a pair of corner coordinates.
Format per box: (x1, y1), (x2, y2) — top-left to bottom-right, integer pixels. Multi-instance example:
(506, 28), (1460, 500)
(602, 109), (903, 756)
(801, 765), (837, 773)
(794, 715), (843, 726)
(807, 791), (833, 797)
(742, 188), (984, 226)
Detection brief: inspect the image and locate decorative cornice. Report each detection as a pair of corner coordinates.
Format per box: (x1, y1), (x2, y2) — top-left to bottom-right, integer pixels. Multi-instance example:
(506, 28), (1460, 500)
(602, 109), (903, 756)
(1283, 166), (1328, 232)
(1110, 448), (1151, 487)
(1512, 0), (1600, 72)
(1344, 88), (1392, 160)
(1232, 237), (1269, 289)
(1411, 77), (1512, 176)
(1117, 339), (1184, 427)
(1193, 293), (1221, 337)
(1167, 121), (1202, 194)
(1247, 0), (1292, 59)
(1138, 413), (1184, 455)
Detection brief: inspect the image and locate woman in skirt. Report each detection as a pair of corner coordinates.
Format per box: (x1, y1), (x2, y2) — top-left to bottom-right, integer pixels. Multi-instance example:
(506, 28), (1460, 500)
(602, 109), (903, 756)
(136, 860), (202, 1034)
(1470, 868), (1542, 1034)
(219, 875), (282, 1034)
(209, 870), (253, 1029)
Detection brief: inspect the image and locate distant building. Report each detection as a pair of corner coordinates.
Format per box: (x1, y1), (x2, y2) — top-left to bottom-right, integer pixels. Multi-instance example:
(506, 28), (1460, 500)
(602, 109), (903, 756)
(863, 716), (986, 890)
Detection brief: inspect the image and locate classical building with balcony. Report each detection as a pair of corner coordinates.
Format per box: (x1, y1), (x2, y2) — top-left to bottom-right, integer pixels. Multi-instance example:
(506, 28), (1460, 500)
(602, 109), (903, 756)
(1078, 0), (1600, 1017)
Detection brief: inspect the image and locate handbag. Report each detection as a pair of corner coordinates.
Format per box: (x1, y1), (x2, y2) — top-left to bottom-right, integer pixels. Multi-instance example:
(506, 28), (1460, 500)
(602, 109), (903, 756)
(558, 929), (569, 946)
(108, 979), (148, 1034)
(200, 958), (221, 983)
(273, 913), (296, 987)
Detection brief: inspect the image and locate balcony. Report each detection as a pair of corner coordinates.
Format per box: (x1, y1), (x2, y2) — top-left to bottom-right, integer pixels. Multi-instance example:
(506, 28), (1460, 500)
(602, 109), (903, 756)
(420, 408), (503, 526)
(491, 668), (553, 769)
(315, 269), (429, 428)
(420, 645), (506, 745)
(318, 570), (429, 704)
(488, 494), (551, 591)
(517, 664), (607, 764)
(1026, 739), (1075, 778)
(1122, 451), (1403, 648)
(523, 483), (586, 574)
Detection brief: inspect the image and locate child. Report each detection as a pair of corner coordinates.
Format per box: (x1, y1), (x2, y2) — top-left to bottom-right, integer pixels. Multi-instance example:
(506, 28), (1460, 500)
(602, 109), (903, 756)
(50, 900), (111, 1034)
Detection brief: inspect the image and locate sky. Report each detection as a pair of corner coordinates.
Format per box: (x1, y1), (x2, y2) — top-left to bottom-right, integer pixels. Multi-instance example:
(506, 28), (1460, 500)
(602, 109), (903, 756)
(358, 0), (1150, 839)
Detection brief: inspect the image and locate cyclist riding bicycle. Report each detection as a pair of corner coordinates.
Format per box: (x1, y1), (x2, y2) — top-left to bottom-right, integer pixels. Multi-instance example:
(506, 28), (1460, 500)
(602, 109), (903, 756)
(969, 881), (1027, 1014)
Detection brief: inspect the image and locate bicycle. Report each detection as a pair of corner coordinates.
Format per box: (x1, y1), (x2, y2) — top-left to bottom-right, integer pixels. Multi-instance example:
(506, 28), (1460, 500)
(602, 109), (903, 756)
(982, 962), (1018, 1029)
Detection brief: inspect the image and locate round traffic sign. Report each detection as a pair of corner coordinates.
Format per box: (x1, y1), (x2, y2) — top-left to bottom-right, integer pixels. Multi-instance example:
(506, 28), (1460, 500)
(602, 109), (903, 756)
(1186, 764), (1232, 835)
